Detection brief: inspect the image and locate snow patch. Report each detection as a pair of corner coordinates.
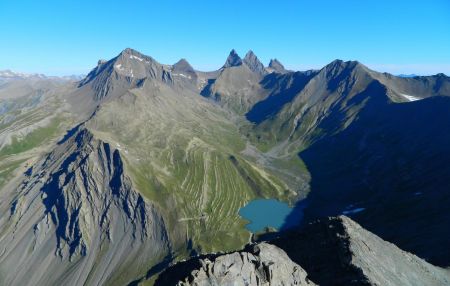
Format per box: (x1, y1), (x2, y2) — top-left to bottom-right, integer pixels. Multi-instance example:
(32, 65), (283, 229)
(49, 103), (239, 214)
(400, 93), (421, 102)
(130, 55), (144, 62)
(342, 207), (365, 215)
(174, 73), (191, 79)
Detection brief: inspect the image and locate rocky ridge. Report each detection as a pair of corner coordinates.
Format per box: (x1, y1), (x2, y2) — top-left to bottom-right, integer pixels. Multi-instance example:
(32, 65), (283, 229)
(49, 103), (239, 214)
(0, 127), (171, 286)
(156, 242), (316, 286)
(156, 216), (450, 286)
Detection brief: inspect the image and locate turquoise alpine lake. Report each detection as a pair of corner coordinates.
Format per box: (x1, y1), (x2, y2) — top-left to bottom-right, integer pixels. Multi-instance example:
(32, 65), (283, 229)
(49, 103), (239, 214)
(238, 199), (306, 233)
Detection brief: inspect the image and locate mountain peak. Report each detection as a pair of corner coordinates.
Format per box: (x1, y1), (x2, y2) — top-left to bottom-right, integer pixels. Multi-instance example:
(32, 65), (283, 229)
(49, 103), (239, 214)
(172, 58), (194, 72)
(116, 48), (159, 65)
(244, 50), (256, 58)
(243, 50), (266, 75)
(79, 48), (170, 100)
(174, 58), (190, 66)
(328, 59), (362, 69)
(323, 59), (367, 77)
(268, 59), (286, 73)
(120, 47), (138, 55)
(172, 58), (197, 80)
(223, 49), (243, 68)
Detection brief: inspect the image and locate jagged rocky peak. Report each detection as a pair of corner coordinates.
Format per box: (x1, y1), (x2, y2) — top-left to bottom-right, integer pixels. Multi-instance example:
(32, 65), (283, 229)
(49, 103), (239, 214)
(268, 58), (286, 73)
(243, 50), (266, 75)
(222, 49), (243, 68)
(156, 242), (316, 286)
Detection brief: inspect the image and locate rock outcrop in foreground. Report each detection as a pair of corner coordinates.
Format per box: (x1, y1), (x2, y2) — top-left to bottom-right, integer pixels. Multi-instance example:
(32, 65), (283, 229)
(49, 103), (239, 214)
(157, 216), (450, 286)
(155, 242), (315, 286)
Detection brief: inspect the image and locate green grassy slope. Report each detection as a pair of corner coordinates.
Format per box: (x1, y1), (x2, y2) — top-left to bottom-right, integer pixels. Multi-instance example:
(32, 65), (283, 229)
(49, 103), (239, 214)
(85, 85), (294, 255)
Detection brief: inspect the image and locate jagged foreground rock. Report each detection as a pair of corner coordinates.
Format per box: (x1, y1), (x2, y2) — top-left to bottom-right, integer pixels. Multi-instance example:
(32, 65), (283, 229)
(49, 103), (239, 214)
(157, 216), (450, 286)
(0, 127), (171, 285)
(155, 242), (316, 286)
(273, 216), (450, 286)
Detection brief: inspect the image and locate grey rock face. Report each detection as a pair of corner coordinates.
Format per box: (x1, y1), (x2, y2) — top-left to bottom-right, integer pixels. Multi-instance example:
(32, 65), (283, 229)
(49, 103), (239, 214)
(273, 216), (450, 286)
(156, 243), (316, 286)
(0, 127), (171, 286)
(268, 59), (286, 73)
(222, 49), (243, 68)
(243, 50), (266, 76)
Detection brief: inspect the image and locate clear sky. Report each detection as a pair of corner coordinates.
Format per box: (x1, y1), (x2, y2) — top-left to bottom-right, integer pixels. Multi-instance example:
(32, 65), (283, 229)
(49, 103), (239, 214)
(1, 0), (449, 76)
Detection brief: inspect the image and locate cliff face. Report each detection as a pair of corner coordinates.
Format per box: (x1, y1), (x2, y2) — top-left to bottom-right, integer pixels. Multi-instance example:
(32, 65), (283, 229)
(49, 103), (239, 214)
(0, 127), (171, 286)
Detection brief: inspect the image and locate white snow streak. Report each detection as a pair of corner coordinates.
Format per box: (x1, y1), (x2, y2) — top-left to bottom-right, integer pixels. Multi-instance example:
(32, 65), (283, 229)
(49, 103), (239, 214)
(129, 55), (144, 62)
(342, 208), (365, 215)
(174, 73), (191, 79)
(400, 93), (421, 102)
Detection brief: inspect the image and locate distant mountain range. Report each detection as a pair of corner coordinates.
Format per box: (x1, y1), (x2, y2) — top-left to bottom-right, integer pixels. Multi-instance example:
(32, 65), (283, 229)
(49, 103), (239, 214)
(397, 73), (418, 78)
(0, 48), (449, 286)
(0, 69), (84, 81)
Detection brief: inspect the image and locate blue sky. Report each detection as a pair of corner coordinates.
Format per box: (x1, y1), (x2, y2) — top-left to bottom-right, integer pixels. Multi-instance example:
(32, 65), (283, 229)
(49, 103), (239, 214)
(1, 0), (449, 75)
